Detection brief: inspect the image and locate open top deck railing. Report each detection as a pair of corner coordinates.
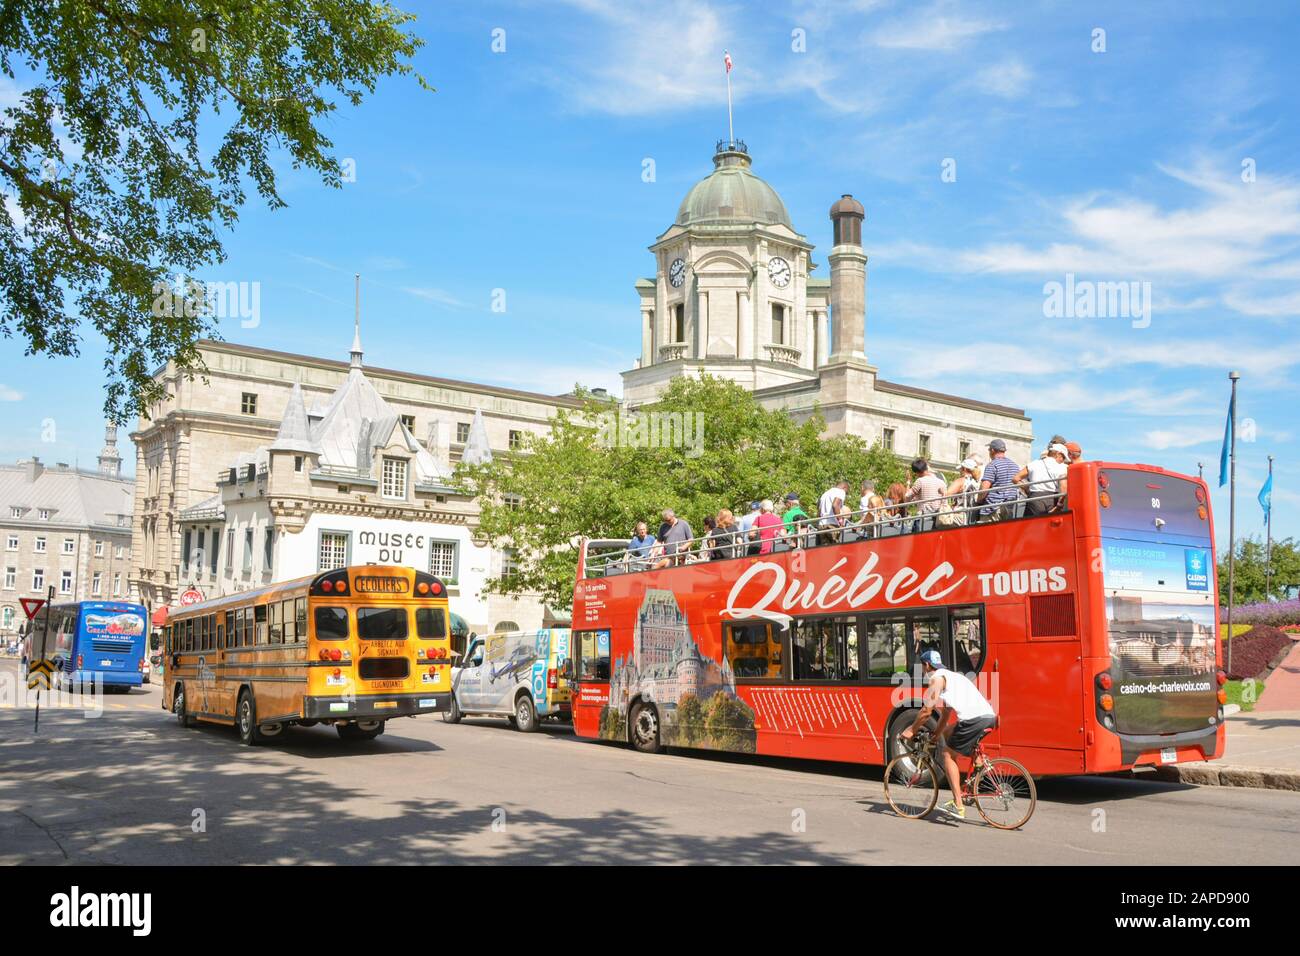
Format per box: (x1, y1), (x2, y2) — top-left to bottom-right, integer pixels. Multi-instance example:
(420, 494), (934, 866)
(582, 482), (1068, 578)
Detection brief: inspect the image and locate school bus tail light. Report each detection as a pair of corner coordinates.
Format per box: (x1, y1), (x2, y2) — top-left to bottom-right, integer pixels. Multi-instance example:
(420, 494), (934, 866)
(333, 668), (342, 679)
(329, 648), (342, 662)
(334, 580), (347, 594)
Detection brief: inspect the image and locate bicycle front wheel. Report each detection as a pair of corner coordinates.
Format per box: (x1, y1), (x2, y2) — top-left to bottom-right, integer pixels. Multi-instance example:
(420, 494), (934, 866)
(884, 753), (939, 819)
(971, 757), (1037, 829)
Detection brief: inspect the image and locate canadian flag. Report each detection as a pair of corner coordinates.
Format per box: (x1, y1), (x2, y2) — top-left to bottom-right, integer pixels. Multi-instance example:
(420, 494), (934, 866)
(724, 51), (733, 73)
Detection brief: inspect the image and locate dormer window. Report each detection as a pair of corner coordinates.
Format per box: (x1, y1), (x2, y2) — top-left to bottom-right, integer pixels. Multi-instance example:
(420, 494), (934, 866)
(9, 507), (21, 519)
(381, 457), (408, 500)
(38, 509), (51, 520)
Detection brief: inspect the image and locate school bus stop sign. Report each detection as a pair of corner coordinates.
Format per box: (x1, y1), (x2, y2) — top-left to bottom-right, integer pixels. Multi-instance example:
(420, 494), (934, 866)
(27, 658), (54, 690)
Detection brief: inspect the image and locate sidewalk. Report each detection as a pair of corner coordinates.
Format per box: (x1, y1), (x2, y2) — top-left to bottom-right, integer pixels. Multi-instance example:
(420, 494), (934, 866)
(1151, 639), (1300, 791)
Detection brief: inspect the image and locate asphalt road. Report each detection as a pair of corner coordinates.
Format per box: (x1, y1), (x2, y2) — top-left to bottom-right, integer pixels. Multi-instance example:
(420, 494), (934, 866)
(1, 657), (1296, 865)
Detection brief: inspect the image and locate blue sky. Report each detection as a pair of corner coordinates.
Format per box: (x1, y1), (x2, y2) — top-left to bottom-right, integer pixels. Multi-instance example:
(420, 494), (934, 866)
(0, 0), (1296, 549)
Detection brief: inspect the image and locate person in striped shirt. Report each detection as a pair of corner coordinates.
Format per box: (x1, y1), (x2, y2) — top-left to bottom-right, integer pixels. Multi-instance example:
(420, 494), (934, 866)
(977, 438), (1020, 522)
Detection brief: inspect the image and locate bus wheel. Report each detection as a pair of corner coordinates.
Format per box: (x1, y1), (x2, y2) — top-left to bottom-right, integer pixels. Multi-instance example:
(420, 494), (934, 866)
(514, 694), (538, 733)
(887, 709), (936, 781)
(237, 691), (264, 746)
(337, 720), (384, 741)
(630, 702), (661, 754)
(174, 683), (194, 728)
(442, 695), (463, 724)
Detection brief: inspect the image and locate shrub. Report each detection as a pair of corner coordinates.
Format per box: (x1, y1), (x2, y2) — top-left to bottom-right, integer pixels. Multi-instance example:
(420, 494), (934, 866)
(1231, 599), (1300, 628)
(1224, 625), (1296, 681)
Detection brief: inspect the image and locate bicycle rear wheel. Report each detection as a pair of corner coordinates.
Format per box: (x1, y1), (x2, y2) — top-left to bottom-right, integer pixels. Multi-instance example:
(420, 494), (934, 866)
(884, 753), (940, 819)
(971, 757), (1036, 829)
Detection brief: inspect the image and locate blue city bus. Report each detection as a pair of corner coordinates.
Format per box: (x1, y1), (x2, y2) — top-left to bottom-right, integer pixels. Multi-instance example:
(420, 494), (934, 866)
(24, 601), (149, 692)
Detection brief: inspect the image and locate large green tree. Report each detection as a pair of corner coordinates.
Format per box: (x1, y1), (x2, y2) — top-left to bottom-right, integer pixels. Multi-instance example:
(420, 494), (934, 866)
(0, 1), (426, 421)
(455, 375), (909, 608)
(1217, 536), (1300, 605)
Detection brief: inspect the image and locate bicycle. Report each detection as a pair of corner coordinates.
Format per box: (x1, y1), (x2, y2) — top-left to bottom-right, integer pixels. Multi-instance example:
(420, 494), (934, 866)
(883, 727), (1037, 829)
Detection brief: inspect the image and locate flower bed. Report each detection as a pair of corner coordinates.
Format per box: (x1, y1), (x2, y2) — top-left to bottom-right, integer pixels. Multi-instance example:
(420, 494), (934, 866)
(1231, 599), (1300, 628)
(1224, 625), (1297, 681)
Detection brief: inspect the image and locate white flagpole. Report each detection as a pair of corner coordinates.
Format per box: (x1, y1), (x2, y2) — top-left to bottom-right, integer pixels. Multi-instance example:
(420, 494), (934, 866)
(1227, 370), (1240, 676)
(725, 51), (734, 145)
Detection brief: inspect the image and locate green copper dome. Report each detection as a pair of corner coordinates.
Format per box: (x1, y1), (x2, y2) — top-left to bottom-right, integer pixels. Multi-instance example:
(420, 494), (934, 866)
(675, 141), (792, 229)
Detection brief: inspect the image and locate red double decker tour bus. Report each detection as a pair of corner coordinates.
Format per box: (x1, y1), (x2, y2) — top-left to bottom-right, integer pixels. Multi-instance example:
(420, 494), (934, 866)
(569, 461), (1225, 776)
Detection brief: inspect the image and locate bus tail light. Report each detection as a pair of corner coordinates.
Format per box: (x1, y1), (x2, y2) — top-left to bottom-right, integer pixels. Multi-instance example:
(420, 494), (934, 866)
(1098, 472), (1110, 490)
(548, 668), (558, 689)
(417, 582), (429, 595)
(329, 649), (342, 662)
(77, 654), (83, 669)
(333, 668), (342, 679)
(1216, 670), (1227, 686)
(1197, 505), (1207, 520)
(1217, 689), (1228, 705)
(1097, 673), (1113, 690)
(430, 582), (443, 596)
(428, 665), (437, 677)
(334, 580), (347, 594)
(1099, 693), (1114, 712)
(138, 658), (144, 671)
(319, 649), (330, 661)
(1099, 491), (1111, 509)
(321, 580), (333, 592)
(1195, 486), (1206, 505)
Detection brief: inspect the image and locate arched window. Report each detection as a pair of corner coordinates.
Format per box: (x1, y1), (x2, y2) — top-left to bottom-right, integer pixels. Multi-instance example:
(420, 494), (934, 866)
(493, 620), (520, 634)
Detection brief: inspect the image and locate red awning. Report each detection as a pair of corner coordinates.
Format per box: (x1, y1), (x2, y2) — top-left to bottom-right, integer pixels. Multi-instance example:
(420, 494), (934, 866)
(151, 606), (170, 627)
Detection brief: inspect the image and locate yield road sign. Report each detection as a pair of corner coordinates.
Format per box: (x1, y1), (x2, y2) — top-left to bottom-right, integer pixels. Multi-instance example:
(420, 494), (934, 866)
(20, 597), (45, 620)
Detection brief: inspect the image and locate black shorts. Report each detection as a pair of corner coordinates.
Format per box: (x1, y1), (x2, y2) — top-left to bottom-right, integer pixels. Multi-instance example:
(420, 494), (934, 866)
(946, 715), (996, 756)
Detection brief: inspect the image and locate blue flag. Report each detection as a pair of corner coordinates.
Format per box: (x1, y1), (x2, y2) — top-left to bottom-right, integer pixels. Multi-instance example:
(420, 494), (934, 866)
(1218, 390), (1234, 488)
(1259, 471), (1273, 525)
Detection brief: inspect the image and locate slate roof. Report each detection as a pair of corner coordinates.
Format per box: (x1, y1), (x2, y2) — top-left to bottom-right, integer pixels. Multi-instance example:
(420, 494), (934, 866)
(0, 461), (133, 531)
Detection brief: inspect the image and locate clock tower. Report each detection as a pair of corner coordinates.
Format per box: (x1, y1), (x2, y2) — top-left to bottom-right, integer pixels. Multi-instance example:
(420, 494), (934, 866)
(622, 140), (828, 405)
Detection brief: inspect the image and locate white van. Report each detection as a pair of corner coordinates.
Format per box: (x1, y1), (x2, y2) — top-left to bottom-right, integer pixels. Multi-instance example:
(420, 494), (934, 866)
(444, 629), (571, 732)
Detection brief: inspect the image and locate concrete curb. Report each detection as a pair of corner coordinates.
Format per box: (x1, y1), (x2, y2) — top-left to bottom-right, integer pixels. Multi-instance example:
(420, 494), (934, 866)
(1148, 763), (1300, 792)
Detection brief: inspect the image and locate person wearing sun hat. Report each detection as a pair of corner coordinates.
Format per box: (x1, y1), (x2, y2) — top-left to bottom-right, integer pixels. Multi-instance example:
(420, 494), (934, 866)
(945, 457), (982, 525)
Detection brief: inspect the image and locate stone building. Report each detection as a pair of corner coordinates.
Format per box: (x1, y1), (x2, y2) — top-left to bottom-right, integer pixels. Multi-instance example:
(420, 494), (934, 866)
(169, 326), (551, 633)
(0, 431), (134, 641)
(623, 140), (1034, 468)
(130, 325), (580, 633)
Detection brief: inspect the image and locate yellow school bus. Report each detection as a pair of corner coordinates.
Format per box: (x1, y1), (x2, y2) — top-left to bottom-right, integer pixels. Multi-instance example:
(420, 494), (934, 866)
(161, 565), (452, 744)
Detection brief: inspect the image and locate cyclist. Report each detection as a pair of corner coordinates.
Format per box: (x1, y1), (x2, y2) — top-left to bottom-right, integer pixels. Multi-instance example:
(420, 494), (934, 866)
(901, 649), (996, 820)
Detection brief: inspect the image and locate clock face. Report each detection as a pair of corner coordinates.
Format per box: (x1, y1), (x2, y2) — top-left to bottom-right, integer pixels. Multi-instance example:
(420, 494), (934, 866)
(668, 258), (686, 288)
(768, 256), (792, 288)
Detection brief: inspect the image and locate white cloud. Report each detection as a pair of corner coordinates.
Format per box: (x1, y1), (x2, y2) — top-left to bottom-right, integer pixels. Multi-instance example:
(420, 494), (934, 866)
(1142, 426), (1223, 451)
(401, 286), (469, 309)
(971, 59), (1032, 98)
(870, 7), (1004, 51)
(0, 385), (23, 401)
(545, 0), (737, 116)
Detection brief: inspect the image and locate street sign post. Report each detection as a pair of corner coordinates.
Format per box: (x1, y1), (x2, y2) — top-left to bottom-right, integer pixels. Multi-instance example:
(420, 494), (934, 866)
(31, 585), (55, 733)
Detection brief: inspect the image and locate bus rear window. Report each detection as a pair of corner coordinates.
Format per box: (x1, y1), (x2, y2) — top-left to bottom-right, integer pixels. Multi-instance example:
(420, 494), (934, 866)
(1099, 469), (1210, 541)
(357, 607), (408, 641)
(314, 606), (349, 641)
(416, 607), (446, 639)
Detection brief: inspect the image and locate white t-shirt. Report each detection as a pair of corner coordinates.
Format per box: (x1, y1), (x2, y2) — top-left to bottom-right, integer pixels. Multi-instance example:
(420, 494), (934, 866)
(819, 487), (846, 526)
(932, 668), (995, 721)
(1025, 457), (1067, 495)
